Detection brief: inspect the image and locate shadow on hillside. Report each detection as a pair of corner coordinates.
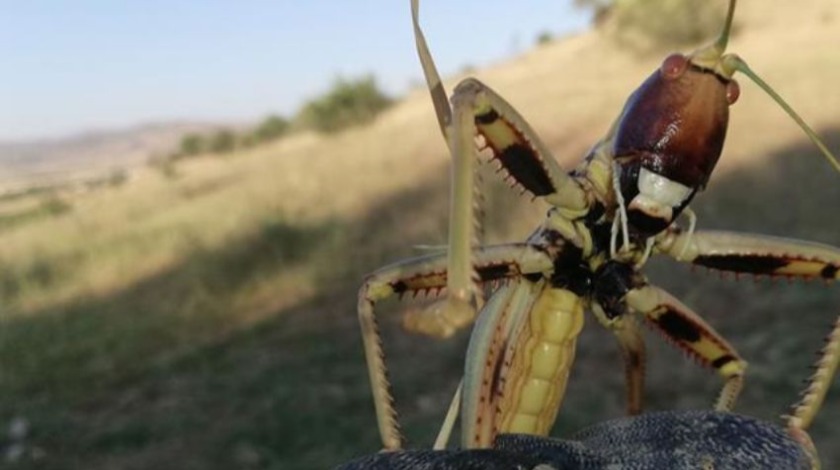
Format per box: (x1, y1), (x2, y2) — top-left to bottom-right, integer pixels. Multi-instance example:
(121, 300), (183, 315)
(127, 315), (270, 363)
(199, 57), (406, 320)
(2, 128), (839, 469)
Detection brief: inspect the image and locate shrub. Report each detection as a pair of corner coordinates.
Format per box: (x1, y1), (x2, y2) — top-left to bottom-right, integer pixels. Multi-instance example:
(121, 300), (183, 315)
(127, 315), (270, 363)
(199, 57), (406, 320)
(179, 133), (206, 157)
(253, 115), (289, 143)
(297, 75), (393, 134)
(208, 129), (237, 154)
(41, 195), (72, 216)
(576, 0), (729, 51)
(536, 31), (553, 46)
(574, 0), (614, 25)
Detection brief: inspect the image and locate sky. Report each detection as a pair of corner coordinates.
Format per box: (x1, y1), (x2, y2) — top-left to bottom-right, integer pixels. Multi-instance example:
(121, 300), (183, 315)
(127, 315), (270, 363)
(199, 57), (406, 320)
(0, 1), (591, 141)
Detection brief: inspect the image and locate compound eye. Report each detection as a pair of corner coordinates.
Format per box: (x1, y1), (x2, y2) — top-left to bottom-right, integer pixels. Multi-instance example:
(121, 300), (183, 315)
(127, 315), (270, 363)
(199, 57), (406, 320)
(660, 53), (688, 80)
(726, 79), (741, 105)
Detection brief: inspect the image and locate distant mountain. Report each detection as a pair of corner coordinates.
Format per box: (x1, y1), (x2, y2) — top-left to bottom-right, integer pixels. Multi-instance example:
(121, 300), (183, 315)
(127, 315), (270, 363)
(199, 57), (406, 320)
(0, 122), (229, 191)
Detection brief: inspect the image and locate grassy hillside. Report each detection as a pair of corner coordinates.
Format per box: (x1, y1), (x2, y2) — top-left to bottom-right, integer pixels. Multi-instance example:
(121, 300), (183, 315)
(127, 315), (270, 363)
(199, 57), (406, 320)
(0, 122), (228, 194)
(2, 1), (840, 468)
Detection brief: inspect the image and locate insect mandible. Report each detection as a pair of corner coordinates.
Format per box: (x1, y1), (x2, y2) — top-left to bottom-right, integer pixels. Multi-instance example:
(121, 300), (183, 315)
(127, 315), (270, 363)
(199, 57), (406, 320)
(357, 0), (840, 451)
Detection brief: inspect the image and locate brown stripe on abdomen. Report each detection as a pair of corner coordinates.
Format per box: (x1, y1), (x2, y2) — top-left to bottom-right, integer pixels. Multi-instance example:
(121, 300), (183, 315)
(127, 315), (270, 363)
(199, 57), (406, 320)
(490, 339), (508, 403)
(693, 255), (789, 275)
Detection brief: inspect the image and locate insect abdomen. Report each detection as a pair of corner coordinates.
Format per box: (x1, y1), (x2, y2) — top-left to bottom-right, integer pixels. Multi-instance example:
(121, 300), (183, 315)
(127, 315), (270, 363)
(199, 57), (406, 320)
(498, 288), (585, 435)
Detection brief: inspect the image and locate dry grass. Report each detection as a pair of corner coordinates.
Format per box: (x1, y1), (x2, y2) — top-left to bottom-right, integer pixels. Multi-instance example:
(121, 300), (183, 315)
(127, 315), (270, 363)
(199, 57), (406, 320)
(1, 1), (840, 468)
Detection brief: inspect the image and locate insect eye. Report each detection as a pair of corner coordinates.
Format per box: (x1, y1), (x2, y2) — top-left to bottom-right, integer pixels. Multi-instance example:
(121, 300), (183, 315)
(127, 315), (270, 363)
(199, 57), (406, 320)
(726, 79), (741, 105)
(660, 54), (688, 80)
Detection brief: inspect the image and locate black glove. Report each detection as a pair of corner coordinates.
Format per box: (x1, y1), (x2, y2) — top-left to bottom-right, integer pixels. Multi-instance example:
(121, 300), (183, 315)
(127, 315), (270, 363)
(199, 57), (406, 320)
(337, 410), (812, 469)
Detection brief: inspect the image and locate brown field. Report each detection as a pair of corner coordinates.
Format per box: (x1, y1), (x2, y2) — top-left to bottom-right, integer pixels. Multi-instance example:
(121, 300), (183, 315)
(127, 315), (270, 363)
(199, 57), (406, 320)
(1, 1), (839, 468)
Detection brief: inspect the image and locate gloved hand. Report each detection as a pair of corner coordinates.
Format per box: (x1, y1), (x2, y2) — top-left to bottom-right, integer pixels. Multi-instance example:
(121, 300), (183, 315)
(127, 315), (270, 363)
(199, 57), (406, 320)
(336, 410), (813, 469)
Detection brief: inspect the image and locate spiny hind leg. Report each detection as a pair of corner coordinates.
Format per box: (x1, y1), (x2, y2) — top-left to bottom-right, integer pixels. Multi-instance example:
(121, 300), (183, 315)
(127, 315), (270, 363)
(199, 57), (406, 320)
(656, 229), (840, 459)
(657, 230), (840, 403)
(624, 284), (747, 411)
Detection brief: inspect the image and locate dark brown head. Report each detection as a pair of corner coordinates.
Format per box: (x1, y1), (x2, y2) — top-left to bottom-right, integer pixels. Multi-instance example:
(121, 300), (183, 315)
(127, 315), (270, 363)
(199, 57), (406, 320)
(612, 52), (740, 236)
(605, 0), (840, 240)
(608, 0), (743, 239)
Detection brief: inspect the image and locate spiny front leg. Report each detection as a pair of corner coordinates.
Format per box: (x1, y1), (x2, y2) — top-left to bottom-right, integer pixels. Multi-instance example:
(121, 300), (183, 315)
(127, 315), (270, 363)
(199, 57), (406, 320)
(411, 0), (591, 352)
(358, 244), (553, 449)
(624, 284), (747, 411)
(438, 80), (593, 344)
(657, 229), (840, 280)
(410, 0), (588, 215)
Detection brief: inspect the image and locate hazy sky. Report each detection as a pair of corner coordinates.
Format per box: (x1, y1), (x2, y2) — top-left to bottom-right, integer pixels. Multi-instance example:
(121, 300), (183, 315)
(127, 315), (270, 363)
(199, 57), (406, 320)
(1, 1), (590, 141)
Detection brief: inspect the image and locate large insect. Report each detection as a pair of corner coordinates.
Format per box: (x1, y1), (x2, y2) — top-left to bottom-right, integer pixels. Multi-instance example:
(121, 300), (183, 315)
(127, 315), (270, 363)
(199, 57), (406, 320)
(341, 318), (839, 468)
(357, 0), (840, 452)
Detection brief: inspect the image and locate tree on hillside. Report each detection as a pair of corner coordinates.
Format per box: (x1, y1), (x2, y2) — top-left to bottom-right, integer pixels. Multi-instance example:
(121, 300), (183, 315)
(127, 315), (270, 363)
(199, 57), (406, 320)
(179, 133), (206, 157)
(208, 129), (237, 154)
(253, 115), (289, 143)
(575, 0), (728, 50)
(535, 31), (553, 46)
(297, 75), (393, 134)
(574, 0), (614, 26)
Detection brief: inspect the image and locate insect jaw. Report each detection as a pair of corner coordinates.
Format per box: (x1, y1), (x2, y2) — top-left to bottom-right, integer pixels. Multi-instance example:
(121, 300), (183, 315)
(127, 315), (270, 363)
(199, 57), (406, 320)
(627, 168), (694, 229)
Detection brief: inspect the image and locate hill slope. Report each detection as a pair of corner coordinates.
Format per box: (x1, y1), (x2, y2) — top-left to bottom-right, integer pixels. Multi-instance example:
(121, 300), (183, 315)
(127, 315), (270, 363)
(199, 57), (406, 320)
(1, 1), (839, 469)
(0, 122), (227, 192)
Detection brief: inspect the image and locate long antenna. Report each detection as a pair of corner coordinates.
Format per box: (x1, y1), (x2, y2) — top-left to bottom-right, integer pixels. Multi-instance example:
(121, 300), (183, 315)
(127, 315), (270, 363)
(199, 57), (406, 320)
(700, 0), (840, 176)
(689, 0), (737, 67)
(724, 54), (840, 175)
(713, 0), (738, 55)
